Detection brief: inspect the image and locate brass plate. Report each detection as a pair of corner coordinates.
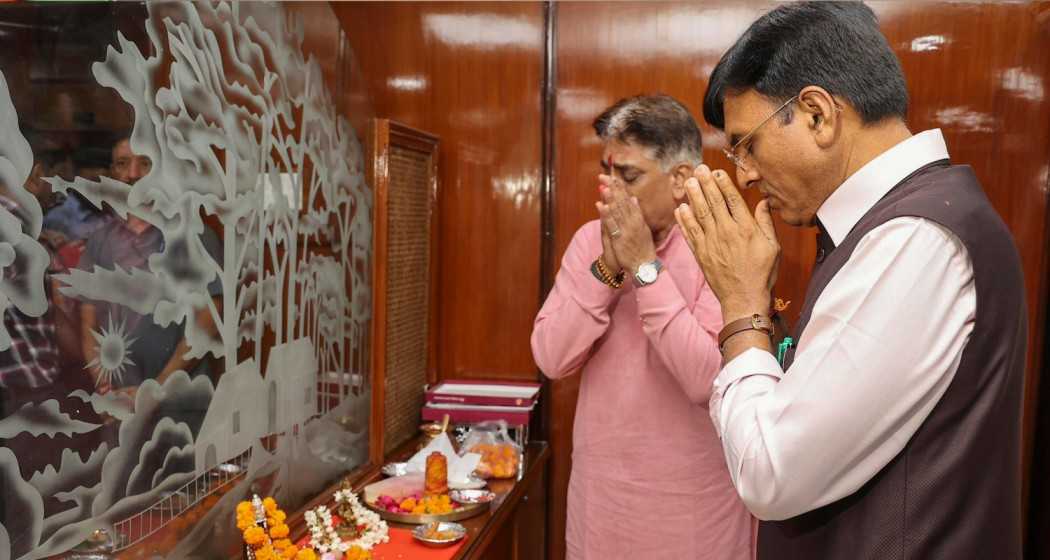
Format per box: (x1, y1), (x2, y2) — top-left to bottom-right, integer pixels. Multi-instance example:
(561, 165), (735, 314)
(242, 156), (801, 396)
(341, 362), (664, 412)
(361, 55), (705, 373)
(364, 499), (489, 525)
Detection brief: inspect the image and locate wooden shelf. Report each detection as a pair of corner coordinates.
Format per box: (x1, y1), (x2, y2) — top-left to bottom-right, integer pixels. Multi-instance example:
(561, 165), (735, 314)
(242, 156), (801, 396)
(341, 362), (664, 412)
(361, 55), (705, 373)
(284, 438), (550, 560)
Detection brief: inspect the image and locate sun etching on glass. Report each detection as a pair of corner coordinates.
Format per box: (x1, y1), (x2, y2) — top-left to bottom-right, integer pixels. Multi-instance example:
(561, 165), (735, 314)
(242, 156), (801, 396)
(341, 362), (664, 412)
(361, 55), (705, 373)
(86, 315), (138, 389)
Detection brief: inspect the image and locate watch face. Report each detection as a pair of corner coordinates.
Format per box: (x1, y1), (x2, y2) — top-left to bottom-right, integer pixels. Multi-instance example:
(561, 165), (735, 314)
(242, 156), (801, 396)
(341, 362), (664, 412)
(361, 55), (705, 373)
(638, 263), (658, 283)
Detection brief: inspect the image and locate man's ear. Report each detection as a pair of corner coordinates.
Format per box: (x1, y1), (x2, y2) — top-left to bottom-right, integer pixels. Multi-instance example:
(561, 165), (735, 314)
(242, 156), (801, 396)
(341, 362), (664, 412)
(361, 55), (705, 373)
(797, 85), (839, 148)
(671, 163), (693, 201)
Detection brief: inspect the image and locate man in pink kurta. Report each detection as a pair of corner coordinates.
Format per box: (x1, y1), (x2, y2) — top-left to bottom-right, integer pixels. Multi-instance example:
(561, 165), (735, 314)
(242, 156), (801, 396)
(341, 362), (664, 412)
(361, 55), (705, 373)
(532, 95), (752, 559)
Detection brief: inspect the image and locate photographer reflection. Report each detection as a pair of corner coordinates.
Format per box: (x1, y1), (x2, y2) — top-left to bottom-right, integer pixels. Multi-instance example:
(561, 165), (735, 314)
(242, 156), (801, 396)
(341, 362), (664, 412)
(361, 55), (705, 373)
(77, 135), (222, 416)
(41, 140), (115, 261)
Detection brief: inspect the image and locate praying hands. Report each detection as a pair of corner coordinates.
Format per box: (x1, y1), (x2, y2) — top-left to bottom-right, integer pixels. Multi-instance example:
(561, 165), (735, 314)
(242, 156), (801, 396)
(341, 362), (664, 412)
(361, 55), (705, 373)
(674, 165), (781, 326)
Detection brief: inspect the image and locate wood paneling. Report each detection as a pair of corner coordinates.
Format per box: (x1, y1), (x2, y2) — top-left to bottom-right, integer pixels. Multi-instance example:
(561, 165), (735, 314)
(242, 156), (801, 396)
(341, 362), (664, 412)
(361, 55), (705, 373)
(550, 3), (1050, 560)
(874, 5), (1050, 527)
(549, 5), (790, 559)
(337, 2), (1050, 559)
(334, 2), (546, 383)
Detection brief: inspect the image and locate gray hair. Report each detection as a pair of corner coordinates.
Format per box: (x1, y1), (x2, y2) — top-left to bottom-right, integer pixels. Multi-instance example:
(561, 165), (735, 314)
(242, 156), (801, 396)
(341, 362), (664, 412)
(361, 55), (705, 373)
(593, 94), (703, 172)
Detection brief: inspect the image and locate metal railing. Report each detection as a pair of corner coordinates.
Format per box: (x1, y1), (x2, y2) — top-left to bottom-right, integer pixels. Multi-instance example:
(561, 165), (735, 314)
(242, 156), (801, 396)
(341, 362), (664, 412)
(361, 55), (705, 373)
(111, 447), (252, 550)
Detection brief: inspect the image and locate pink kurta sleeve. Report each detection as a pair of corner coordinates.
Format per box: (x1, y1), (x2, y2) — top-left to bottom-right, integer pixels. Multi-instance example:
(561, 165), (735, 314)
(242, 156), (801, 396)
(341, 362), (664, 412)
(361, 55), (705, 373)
(531, 223), (620, 379)
(634, 259), (723, 404)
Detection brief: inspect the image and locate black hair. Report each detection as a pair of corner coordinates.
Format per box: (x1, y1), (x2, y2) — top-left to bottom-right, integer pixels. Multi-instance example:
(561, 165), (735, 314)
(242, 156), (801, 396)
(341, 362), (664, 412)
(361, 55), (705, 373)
(703, 1), (908, 129)
(593, 94), (702, 169)
(113, 129), (133, 148)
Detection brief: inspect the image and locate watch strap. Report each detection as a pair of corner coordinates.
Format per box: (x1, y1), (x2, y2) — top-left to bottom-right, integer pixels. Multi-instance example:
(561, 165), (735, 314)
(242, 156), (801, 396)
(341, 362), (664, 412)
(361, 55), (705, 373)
(718, 313), (774, 350)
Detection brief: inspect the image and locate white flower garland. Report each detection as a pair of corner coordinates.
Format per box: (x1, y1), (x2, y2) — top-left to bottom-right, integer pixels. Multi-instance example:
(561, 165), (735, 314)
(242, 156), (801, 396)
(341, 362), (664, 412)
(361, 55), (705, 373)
(305, 490), (390, 553)
(335, 489), (390, 550)
(305, 506), (345, 554)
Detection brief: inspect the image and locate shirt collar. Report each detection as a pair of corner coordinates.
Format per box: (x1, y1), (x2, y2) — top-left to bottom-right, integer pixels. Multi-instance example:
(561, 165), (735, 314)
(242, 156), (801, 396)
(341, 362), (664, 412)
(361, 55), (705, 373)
(816, 129), (950, 246)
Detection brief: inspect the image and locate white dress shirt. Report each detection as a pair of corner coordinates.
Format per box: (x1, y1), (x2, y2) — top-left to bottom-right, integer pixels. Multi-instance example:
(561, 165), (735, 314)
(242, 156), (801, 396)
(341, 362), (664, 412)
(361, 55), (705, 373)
(710, 129), (977, 521)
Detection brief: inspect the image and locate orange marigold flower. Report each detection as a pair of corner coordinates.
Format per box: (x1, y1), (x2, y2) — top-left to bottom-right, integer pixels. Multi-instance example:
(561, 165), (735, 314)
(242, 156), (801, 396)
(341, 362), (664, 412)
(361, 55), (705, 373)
(243, 526), (267, 546)
(263, 497), (278, 513)
(295, 549), (318, 560)
(272, 538), (292, 550)
(272, 509), (288, 523)
(344, 547), (372, 560)
(255, 546), (277, 560)
(281, 545), (300, 559)
(269, 523), (290, 539)
(237, 501), (254, 515)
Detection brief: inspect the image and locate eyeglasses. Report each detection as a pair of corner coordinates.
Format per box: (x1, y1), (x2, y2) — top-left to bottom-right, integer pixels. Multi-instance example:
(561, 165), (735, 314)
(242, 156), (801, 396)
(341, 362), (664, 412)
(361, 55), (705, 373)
(722, 95), (798, 172)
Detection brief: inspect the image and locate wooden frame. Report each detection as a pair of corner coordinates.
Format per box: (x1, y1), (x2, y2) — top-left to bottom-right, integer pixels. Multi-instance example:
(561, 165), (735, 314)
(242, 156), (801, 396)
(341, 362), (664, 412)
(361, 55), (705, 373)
(369, 118), (441, 464)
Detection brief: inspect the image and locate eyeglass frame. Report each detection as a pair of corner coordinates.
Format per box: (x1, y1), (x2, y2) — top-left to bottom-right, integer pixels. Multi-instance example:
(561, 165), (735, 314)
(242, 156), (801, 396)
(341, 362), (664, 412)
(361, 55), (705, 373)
(722, 94), (799, 172)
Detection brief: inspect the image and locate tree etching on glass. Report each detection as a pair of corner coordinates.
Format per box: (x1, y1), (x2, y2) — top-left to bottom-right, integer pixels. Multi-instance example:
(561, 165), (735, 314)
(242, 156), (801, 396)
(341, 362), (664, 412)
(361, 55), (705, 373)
(0, 2), (373, 559)
(0, 71), (50, 351)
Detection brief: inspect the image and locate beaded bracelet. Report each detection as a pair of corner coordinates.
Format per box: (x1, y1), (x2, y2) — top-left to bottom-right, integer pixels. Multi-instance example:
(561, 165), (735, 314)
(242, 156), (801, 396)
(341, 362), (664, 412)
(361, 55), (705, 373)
(591, 258), (625, 289)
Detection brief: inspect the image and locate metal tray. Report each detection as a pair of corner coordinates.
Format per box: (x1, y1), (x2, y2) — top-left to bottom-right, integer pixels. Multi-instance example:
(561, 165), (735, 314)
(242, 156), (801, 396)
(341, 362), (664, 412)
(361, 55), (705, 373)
(363, 498), (489, 525)
(450, 489), (495, 504)
(412, 521), (467, 547)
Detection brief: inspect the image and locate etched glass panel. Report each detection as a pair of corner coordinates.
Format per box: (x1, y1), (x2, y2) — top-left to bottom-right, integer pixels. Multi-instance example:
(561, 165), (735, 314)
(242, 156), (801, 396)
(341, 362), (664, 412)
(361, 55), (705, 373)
(0, 2), (373, 557)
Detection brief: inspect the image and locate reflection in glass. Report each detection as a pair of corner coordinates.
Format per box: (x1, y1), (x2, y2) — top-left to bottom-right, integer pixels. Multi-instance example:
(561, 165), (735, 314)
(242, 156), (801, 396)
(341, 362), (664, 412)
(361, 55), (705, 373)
(0, 2), (372, 558)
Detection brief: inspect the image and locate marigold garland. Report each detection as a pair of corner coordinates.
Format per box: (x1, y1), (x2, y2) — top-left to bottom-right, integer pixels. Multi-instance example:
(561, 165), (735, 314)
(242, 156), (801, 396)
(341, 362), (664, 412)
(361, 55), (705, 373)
(237, 501), (257, 531)
(238, 495), (315, 560)
(343, 547), (372, 560)
(243, 526), (267, 547)
(268, 509), (288, 525)
(270, 523), (290, 539)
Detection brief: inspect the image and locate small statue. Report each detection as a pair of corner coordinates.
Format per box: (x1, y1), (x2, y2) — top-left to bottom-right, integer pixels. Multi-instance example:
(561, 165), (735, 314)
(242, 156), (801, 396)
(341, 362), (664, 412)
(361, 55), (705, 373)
(251, 494), (268, 529)
(335, 480), (364, 541)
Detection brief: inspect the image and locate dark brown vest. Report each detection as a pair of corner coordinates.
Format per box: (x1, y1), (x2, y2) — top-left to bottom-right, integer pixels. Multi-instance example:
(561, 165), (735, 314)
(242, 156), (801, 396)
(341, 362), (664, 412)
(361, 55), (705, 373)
(760, 161), (1026, 559)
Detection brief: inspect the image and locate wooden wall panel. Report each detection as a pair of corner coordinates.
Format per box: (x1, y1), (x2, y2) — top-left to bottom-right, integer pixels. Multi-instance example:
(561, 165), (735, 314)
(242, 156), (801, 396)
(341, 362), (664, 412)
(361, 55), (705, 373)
(334, 2), (1050, 559)
(550, 5), (783, 559)
(550, 3), (1050, 560)
(334, 2), (546, 384)
(874, 2), (1050, 533)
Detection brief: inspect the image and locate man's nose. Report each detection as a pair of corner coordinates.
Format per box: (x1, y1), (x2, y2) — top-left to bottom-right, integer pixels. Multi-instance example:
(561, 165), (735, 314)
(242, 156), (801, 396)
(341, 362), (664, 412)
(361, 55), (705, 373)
(737, 167), (761, 190)
(128, 159), (147, 181)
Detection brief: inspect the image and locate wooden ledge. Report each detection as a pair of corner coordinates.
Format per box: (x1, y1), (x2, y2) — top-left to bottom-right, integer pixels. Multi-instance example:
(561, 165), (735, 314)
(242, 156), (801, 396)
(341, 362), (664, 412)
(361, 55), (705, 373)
(284, 438), (550, 560)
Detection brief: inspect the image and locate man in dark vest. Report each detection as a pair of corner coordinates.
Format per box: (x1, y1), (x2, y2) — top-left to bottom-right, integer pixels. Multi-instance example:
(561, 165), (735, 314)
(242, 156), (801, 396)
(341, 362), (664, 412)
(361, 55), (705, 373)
(674, 2), (1026, 559)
